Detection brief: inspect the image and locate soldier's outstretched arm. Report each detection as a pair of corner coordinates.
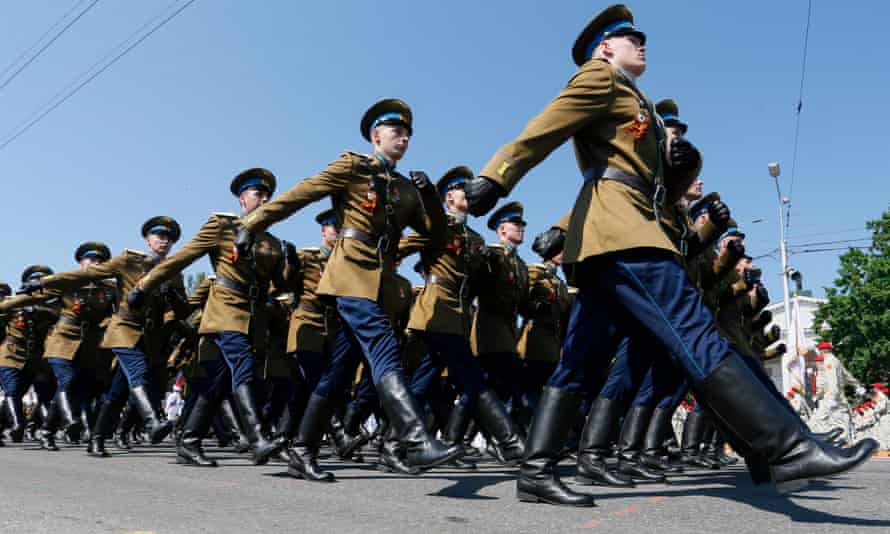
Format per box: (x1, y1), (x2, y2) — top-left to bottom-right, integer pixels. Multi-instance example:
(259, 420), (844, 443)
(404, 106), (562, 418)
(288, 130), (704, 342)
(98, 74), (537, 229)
(138, 216), (222, 293)
(478, 61), (614, 194)
(0, 290), (60, 313)
(410, 176), (448, 250)
(39, 255), (126, 293)
(243, 154), (353, 234)
(397, 231), (430, 261)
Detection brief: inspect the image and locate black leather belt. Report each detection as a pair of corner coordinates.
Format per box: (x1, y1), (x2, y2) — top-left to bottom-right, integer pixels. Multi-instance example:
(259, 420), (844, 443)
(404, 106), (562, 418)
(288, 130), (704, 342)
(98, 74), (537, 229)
(58, 315), (86, 327)
(582, 166), (654, 198)
(427, 274), (458, 293)
(340, 227), (378, 247)
(214, 276), (265, 300)
(299, 301), (335, 317)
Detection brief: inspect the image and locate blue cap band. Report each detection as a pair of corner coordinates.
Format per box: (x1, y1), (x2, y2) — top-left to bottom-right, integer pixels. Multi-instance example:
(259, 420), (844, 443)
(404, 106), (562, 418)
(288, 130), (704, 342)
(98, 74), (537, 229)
(661, 113), (678, 122)
(318, 216), (337, 226)
(689, 203), (709, 220)
(28, 272), (46, 280)
(719, 227), (744, 242)
(584, 20), (634, 62)
(440, 176), (468, 197)
(373, 112), (408, 129)
(148, 225), (171, 235)
(237, 177), (271, 194)
(81, 250), (102, 259)
(497, 210), (522, 226)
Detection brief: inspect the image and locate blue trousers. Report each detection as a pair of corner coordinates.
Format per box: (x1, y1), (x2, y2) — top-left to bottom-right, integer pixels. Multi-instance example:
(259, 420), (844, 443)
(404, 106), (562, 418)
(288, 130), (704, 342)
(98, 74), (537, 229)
(335, 297), (405, 385)
(349, 366), (380, 414)
(479, 351), (525, 410)
(314, 328), (363, 399)
(0, 366), (25, 396)
(550, 249), (733, 393)
(522, 359), (558, 411)
(104, 366), (130, 403)
(47, 357), (77, 391)
(414, 332), (487, 404)
(214, 331), (257, 390)
(112, 346), (151, 389)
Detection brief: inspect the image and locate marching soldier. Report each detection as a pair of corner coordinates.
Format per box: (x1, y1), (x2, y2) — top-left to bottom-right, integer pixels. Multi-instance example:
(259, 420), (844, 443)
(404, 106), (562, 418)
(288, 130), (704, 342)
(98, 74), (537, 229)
(519, 228), (572, 419)
(0, 266), (60, 444)
(399, 166), (526, 467)
(21, 218), (185, 456)
(233, 98), (463, 476)
(127, 169), (293, 467)
(463, 4), (875, 505)
(38, 243), (117, 451)
(471, 201), (530, 425)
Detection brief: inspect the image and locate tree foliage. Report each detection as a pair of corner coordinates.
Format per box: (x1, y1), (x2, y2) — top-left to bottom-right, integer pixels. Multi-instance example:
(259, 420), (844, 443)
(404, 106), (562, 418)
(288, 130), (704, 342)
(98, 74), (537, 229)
(815, 208), (890, 384)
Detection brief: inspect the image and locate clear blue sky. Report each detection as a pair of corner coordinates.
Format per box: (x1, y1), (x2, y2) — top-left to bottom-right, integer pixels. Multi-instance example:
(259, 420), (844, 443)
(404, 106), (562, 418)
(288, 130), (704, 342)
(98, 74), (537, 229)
(1, 1), (888, 300)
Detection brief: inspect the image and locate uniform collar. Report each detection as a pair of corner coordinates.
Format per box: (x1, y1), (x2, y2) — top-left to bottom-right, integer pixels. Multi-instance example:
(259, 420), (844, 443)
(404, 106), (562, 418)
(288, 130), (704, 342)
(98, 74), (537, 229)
(501, 241), (516, 255)
(545, 262), (558, 275)
(319, 245), (332, 258)
(448, 210), (467, 224)
(373, 153), (396, 173)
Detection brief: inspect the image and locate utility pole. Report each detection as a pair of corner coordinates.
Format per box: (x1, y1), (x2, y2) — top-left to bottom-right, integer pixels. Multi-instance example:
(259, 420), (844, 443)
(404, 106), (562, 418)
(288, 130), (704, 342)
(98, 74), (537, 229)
(769, 162), (795, 393)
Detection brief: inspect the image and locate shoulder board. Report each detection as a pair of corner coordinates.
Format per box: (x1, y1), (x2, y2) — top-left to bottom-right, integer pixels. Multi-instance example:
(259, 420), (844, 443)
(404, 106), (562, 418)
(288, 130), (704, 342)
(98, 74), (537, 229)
(124, 248), (150, 258)
(300, 247), (321, 252)
(212, 212), (239, 219)
(207, 274), (217, 280)
(343, 151), (372, 164)
(487, 243), (505, 249)
(528, 263), (547, 269)
(568, 287), (579, 295)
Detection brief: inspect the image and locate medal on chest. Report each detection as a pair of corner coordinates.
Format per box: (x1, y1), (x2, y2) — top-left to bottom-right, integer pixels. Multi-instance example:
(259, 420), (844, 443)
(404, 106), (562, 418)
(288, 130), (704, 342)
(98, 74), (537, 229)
(71, 300), (81, 313)
(446, 234), (464, 256)
(361, 188), (378, 213)
(547, 286), (557, 301)
(507, 271), (516, 286)
(626, 104), (650, 140)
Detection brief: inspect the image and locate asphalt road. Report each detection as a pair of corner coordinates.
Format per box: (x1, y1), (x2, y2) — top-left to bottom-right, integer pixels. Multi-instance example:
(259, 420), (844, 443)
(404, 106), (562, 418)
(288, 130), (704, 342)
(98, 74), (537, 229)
(1, 441), (888, 534)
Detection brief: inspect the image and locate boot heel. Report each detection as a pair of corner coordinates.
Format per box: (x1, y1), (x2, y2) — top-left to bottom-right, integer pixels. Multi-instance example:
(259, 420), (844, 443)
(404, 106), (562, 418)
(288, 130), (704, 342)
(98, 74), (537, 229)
(517, 490), (542, 503)
(775, 478), (810, 494)
(574, 475), (594, 485)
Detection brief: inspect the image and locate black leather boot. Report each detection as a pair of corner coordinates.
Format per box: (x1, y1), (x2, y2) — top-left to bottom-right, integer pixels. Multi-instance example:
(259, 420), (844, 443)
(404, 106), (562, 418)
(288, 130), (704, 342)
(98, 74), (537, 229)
(376, 372), (463, 471)
(640, 407), (684, 473)
(89, 399), (124, 458)
(176, 394), (218, 467)
(439, 402), (478, 469)
(615, 404), (666, 482)
(130, 386), (173, 444)
(219, 398), (250, 453)
(810, 427), (844, 442)
(517, 387), (596, 506)
(80, 405), (94, 446)
(286, 394), (334, 482)
(474, 389), (526, 466)
(710, 431), (737, 465)
(39, 399), (61, 451)
(330, 403), (371, 460)
(693, 354), (878, 489)
(56, 391), (83, 443)
(575, 397), (635, 487)
(679, 410), (719, 469)
(5, 396), (26, 443)
(115, 406), (136, 450)
(234, 383), (283, 465)
(377, 423), (420, 475)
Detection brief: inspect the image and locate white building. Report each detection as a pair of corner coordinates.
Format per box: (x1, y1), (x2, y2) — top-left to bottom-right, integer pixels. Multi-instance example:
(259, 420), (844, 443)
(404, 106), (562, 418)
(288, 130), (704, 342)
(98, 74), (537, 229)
(762, 294), (827, 397)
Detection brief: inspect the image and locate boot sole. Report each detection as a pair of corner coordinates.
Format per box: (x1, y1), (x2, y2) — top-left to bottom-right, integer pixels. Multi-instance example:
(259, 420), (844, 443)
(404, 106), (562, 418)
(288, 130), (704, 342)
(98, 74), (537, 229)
(772, 443), (877, 494)
(517, 490), (596, 507)
(411, 449), (466, 473)
(176, 456), (218, 467)
(286, 467), (335, 482)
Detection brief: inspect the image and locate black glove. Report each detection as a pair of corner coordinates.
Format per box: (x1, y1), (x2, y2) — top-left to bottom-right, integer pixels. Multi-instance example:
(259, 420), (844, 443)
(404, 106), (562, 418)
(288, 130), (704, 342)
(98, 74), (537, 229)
(669, 137), (701, 173)
(743, 268), (760, 289)
(759, 310), (773, 325)
(282, 241), (299, 268)
(726, 239), (746, 259)
(465, 177), (507, 216)
(532, 228), (566, 260)
(18, 278), (43, 294)
(127, 287), (146, 310)
(755, 284), (770, 306)
(769, 324), (781, 339)
(707, 200), (731, 230)
(232, 226), (255, 262)
(774, 343), (787, 355)
(408, 171), (434, 194)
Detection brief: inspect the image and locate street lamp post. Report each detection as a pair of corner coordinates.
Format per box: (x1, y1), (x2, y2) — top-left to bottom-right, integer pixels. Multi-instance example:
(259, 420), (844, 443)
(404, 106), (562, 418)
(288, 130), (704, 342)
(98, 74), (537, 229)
(769, 162), (795, 393)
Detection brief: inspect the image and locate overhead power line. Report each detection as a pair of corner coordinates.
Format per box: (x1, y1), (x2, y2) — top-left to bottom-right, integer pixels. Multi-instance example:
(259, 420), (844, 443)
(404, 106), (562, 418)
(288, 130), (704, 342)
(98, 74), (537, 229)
(787, 227), (869, 240)
(0, 0), (196, 152)
(785, 0), (813, 236)
(0, 0), (100, 91)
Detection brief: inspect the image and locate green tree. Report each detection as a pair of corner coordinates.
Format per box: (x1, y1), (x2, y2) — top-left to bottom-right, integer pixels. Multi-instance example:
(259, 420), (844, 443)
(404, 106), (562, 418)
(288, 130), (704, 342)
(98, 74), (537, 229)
(815, 208), (890, 384)
(186, 272), (208, 296)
